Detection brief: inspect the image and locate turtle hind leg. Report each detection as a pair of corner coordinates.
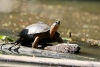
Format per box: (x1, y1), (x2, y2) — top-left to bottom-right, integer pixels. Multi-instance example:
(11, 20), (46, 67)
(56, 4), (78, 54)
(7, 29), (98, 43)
(53, 32), (63, 43)
(32, 36), (40, 48)
(56, 36), (63, 43)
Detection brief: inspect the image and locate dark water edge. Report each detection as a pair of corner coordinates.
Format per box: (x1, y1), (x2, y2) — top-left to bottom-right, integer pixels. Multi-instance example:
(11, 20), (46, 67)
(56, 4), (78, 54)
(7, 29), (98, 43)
(76, 41), (100, 60)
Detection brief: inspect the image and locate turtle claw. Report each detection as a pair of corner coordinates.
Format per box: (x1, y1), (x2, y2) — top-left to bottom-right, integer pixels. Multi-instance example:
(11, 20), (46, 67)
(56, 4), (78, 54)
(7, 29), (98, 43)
(8, 45), (15, 51)
(8, 43), (18, 51)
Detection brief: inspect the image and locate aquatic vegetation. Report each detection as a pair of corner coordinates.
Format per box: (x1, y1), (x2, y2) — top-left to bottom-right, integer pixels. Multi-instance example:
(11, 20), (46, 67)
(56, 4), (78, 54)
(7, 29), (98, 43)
(0, 35), (14, 43)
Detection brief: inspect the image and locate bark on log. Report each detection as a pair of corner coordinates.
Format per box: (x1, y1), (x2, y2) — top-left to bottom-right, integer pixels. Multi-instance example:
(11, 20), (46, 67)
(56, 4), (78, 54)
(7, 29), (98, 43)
(0, 54), (100, 67)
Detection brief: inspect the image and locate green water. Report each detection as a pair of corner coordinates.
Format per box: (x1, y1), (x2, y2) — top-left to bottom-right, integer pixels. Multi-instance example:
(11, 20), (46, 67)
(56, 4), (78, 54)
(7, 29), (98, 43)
(0, 0), (100, 66)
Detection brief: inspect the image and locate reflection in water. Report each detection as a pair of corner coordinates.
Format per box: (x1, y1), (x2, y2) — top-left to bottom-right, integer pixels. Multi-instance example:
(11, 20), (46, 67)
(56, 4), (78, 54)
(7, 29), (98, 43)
(0, 0), (100, 66)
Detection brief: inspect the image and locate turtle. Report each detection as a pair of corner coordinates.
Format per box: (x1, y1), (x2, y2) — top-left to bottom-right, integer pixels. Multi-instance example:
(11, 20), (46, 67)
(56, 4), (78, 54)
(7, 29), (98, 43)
(14, 21), (63, 48)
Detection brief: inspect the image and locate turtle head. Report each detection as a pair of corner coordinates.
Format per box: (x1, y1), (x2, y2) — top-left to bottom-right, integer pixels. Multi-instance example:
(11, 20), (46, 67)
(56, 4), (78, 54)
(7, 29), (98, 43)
(50, 21), (60, 38)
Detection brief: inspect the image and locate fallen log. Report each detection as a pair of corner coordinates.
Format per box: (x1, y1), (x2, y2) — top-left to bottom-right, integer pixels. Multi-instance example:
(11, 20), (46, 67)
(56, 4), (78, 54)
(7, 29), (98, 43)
(0, 54), (100, 67)
(0, 43), (98, 61)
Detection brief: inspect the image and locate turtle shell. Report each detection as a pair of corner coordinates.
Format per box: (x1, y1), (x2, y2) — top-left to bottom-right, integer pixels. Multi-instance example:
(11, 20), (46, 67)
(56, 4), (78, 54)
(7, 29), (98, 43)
(18, 22), (50, 38)
(25, 22), (50, 34)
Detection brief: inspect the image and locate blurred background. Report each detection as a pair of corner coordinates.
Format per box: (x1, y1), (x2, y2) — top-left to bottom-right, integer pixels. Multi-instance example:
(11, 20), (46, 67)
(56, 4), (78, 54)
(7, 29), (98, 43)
(0, 0), (100, 40)
(0, 0), (100, 66)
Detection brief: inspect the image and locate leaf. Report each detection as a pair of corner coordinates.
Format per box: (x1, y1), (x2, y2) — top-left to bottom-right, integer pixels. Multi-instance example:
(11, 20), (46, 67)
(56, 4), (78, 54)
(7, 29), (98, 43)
(0, 35), (14, 42)
(67, 29), (71, 38)
(62, 37), (72, 41)
(0, 35), (7, 40)
(6, 37), (14, 42)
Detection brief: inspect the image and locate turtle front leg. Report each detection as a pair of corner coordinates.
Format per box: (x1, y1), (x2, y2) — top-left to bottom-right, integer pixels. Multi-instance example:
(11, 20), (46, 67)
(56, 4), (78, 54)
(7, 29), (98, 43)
(14, 38), (22, 45)
(8, 38), (22, 51)
(14, 37), (25, 46)
(32, 36), (40, 48)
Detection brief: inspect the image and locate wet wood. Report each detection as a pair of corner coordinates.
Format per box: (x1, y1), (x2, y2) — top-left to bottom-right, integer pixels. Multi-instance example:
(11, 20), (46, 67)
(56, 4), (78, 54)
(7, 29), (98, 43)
(0, 54), (100, 66)
(0, 43), (80, 59)
(0, 43), (98, 60)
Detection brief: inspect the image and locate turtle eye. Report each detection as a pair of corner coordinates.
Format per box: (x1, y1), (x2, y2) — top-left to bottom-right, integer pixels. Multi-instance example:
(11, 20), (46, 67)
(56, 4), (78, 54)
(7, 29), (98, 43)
(56, 21), (60, 24)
